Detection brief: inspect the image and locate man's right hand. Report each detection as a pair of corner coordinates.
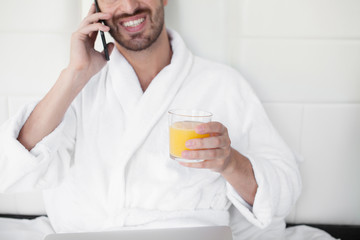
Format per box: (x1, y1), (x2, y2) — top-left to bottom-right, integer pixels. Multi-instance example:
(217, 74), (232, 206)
(68, 3), (114, 88)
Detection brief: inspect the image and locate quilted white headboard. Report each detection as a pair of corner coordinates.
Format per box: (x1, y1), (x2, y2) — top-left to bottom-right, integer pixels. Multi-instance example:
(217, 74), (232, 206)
(0, 0), (359, 226)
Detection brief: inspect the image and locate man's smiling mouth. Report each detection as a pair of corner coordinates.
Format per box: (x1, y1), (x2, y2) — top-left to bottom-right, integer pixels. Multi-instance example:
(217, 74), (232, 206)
(122, 17), (145, 27)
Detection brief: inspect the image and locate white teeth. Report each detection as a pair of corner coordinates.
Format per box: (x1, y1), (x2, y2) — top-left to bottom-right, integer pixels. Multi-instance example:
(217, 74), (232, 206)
(123, 18), (145, 27)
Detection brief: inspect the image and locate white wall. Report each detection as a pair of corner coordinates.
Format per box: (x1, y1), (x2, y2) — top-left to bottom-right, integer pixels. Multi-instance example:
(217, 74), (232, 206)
(0, 0), (82, 215)
(0, 0), (359, 226)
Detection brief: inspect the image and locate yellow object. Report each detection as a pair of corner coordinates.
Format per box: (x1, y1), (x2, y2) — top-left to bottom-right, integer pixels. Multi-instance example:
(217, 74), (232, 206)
(169, 121), (210, 158)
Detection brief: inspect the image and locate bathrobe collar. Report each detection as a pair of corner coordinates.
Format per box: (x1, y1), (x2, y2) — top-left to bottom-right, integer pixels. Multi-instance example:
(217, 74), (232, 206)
(106, 30), (193, 205)
(106, 29), (193, 211)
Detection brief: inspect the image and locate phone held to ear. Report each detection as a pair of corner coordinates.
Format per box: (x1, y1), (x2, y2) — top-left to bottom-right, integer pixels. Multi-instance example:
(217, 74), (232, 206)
(94, 0), (110, 61)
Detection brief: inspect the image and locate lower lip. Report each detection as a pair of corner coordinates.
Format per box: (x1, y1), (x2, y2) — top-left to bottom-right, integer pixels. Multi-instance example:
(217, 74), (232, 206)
(122, 18), (147, 33)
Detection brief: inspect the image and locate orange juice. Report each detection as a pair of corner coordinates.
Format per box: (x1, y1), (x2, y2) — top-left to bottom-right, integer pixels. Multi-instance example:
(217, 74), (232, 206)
(169, 121), (210, 159)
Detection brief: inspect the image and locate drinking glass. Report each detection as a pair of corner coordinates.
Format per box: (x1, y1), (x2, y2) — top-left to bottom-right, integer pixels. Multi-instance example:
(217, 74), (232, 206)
(168, 109), (212, 162)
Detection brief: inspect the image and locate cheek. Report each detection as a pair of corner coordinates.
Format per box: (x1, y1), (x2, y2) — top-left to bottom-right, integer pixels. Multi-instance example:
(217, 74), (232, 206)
(143, 0), (164, 9)
(101, 7), (116, 15)
(98, 0), (118, 13)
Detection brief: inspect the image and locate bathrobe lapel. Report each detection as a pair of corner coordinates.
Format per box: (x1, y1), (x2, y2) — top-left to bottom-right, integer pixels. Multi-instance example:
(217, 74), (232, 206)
(109, 48), (143, 118)
(107, 30), (193, 211)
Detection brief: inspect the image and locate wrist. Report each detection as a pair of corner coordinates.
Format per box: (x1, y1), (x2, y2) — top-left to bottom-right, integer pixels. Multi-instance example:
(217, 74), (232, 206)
(221, 148), (238, 176)
(221, 148), (258, 205)
(61, 67), (91, 94)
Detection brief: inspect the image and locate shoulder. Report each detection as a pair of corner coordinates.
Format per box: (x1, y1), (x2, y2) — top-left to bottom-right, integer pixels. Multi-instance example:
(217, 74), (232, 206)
(188, 56), (254, 97)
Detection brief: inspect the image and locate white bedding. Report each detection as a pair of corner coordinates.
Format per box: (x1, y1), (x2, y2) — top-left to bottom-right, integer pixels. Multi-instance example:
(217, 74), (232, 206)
(0, 217), (53, 240)
(0, 216), (337, 240)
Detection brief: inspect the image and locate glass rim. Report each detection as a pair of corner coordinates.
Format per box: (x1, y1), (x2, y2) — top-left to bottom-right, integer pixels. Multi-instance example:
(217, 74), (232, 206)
(168, 109), (213, 118)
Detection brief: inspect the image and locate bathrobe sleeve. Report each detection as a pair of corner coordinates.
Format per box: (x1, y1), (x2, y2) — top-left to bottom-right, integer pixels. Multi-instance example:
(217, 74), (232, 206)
(0, 102), (76, 193)
(225, 73), (302, 229)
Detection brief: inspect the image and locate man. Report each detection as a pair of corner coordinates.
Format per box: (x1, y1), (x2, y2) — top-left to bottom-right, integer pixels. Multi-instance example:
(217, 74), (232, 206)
(0, 0), (302, 238)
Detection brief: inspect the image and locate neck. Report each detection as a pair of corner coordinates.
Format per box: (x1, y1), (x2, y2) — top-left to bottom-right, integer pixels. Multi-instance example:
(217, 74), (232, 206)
(115, 27), (172, 92)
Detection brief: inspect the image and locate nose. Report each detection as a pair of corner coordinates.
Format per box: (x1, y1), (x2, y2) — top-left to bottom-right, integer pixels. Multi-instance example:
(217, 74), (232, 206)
(119, 0), (140, 14)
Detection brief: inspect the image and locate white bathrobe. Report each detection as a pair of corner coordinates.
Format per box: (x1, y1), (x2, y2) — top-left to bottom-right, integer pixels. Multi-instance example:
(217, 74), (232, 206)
(0, 29), (335, 239)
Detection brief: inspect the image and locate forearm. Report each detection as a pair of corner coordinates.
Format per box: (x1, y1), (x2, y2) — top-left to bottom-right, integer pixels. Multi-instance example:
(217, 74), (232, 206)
(17, 68), (87, 151)
(221, 148), (258, 206)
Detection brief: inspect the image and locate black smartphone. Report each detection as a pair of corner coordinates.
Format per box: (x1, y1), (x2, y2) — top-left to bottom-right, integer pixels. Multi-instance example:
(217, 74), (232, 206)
(94, 0), (110, 61)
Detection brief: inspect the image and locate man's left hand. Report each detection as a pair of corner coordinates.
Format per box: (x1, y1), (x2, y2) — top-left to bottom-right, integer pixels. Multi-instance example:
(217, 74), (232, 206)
(180, 121), (235, 173)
